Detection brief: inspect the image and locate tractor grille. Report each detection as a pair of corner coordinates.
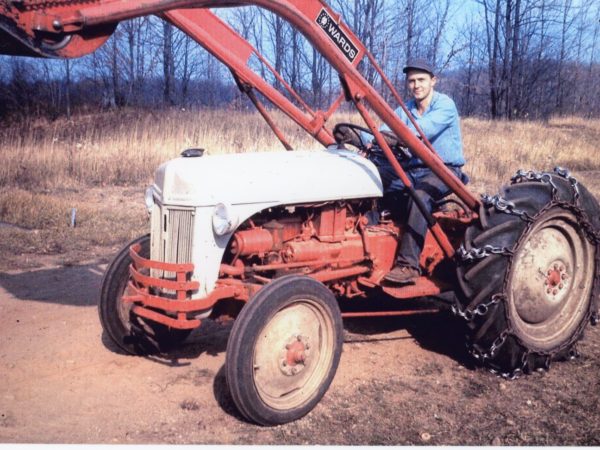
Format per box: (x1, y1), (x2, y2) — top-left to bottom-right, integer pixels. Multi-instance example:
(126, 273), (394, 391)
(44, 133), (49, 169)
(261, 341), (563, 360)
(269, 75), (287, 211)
(150, 203), (195, 280)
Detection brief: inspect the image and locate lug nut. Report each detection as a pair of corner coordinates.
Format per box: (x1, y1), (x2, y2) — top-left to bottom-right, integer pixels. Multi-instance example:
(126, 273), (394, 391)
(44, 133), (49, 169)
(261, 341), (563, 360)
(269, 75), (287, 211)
(554, 263), (558, 270)
(553, 289), (558, 295)
(562, 273), (567, 280)
(547, 269), (552, 275)
(559, 283), (564, 289)
(547, 288), (552, 294)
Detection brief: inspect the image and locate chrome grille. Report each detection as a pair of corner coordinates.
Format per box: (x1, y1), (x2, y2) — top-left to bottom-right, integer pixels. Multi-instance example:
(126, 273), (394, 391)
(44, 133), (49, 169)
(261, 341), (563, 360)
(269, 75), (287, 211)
(150, 203), (195, 279)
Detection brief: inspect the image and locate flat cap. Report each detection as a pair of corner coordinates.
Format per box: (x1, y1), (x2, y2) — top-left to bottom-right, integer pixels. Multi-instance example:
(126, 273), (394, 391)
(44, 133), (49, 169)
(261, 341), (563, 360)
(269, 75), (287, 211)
(403, 58), (435, 76)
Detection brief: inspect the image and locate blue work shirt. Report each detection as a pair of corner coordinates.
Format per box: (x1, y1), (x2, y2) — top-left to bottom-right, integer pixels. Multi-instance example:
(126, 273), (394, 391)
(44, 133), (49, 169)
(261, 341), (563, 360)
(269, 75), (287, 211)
(380, 91), (464, 169)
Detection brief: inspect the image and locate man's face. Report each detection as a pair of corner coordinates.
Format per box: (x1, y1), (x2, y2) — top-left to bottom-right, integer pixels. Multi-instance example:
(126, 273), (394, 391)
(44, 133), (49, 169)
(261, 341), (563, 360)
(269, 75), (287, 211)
(406, 70), (436, 102)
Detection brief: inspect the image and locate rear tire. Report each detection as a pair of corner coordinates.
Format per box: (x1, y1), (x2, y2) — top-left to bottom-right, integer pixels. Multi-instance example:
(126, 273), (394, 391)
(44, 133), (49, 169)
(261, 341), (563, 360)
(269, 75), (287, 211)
(225, 275), (343, 425)
(99, 235), (191, 355)
(456, 171), (600, 375)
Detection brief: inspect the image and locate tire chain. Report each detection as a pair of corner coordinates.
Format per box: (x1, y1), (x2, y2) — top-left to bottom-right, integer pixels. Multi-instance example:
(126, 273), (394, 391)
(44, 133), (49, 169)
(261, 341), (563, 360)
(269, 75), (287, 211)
(512, 167), (599, 244)
(453, 294), (526, 380)
(553, 166), (581, 205)
(511, 168), (559, 194)
(489, 350), (530, 380)
(456, 166), (600, 379)
(452, 292), (504, 322)
(480, 194), (534, 222)
(456, 244), (513, 263)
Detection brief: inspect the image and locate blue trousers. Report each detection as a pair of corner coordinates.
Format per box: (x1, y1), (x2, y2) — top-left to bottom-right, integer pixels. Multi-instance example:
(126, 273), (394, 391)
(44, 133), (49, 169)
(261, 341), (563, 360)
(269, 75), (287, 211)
(370, 153), (466, 270)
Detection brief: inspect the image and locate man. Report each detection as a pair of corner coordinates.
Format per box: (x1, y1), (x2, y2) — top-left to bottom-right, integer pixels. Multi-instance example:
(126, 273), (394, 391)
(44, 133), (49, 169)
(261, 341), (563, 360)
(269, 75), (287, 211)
(373, 58), (467, 284)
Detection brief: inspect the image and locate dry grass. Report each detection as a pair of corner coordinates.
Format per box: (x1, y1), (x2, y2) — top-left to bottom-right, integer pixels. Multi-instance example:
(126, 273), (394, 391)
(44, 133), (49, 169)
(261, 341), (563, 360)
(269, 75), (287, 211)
(0, 108), (599, 269)
(0, 108), (325, 189)
(1, 108), (598, 191)
(462, 116), (600, 193)
(0, 186), (149, 270)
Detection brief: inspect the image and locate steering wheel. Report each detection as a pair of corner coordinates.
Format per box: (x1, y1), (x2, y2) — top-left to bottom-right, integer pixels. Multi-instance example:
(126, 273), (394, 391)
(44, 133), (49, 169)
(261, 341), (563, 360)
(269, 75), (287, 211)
(332, 123), (371, 151)
(333, 122), (411, 159)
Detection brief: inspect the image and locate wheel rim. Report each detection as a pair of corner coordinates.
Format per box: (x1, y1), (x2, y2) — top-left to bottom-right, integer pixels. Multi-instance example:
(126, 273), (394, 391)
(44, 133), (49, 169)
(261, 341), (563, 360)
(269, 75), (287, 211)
(508, 208), (595, 350)
(252, 298), (335, 410)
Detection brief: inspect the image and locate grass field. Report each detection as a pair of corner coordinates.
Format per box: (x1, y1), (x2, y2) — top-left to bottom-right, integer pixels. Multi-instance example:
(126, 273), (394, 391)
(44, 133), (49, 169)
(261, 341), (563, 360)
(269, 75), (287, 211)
(1, 109), (598, 190)
(0, 109), (599, 269)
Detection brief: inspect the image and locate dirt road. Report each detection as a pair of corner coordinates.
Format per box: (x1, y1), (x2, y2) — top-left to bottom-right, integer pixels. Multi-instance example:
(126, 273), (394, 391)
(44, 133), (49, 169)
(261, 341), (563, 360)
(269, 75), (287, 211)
(1, 254), (599, 445)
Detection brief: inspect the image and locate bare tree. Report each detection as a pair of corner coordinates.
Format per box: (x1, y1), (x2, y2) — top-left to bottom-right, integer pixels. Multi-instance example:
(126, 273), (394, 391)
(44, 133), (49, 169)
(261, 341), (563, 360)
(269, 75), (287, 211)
(426, 0), (452, 69)
(111, 29), (120, 107)
(585, 4), (600, 117)
(163, 21), (176, 105)
(556, 0), (574, 113)
(457, 13), (486, 116)
(2, 1), (600, 119)
(64, 59), (72, 119)
(310, 46), (329, 107)
(262, 10), (287, 89)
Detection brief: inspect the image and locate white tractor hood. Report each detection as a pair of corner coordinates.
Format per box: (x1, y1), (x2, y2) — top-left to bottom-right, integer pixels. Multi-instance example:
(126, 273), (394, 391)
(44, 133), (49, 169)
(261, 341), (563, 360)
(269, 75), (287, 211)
(153, 148), (383, 207)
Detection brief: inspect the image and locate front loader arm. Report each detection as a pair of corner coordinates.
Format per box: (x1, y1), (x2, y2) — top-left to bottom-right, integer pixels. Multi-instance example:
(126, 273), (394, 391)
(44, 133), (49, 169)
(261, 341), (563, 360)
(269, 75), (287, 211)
(162, 9), (338, 147)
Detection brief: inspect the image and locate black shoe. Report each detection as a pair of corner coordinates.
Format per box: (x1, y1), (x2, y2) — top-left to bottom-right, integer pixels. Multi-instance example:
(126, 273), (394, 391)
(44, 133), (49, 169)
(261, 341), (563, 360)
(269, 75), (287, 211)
(383, 265), (419, 284)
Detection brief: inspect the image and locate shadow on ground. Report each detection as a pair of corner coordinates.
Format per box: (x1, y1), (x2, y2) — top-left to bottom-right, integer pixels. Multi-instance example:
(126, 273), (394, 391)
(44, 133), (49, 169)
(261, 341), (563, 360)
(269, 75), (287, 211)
(0, 262), (472, 369)
(343, 311), (472, 369)
(0, 263), (105, 306)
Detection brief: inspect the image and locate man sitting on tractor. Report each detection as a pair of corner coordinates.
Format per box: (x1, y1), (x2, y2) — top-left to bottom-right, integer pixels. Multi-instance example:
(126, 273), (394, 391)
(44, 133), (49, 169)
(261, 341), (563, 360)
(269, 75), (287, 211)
(372, 58), (467, 284)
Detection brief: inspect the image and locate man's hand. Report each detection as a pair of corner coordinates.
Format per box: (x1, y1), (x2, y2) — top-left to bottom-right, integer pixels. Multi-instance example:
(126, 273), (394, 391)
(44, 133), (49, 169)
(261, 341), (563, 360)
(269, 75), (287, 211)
(379, 130), (406, 149)
(379, 131), (412, 159)
(333, 124), (364, 149)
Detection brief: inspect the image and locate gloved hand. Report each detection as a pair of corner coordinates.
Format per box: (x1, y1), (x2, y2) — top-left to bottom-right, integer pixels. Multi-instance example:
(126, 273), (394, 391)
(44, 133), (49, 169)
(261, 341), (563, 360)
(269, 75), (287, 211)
(333, 124), (364, 149)
(380, 130), (406, 148)
(378, 130), (411, 159)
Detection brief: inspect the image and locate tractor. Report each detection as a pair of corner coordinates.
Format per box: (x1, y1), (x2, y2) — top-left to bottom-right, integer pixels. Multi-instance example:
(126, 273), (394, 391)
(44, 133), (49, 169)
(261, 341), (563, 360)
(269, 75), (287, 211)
(2, 0), (599, 426)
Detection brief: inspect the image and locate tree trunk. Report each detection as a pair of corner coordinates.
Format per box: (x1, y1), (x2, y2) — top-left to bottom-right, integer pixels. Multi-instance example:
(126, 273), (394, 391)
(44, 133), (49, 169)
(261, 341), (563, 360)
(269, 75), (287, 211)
(111, 34), (119, 108)
(508, 0), (521, 119)
(500, 0), (512, 119)
(556, 0), (573, 114)
(485, 0), (502, 118)
(127, 21), (135, 105)
(406, 0), (415, 62)
(64, 59), (71, 119)
(163, 21), (176, 106)
(181, 37), (190, 106)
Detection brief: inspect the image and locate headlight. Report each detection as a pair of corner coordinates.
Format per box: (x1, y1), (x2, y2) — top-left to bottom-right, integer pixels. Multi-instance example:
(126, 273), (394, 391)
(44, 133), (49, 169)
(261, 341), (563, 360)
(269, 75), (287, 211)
(212, 203), (238, 236)
(144, 186), (155, 214)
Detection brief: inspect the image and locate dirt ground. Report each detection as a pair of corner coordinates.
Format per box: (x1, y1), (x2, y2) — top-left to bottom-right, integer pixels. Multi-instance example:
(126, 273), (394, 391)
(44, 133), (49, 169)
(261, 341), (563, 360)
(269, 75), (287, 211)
(1, 175), (600, 445)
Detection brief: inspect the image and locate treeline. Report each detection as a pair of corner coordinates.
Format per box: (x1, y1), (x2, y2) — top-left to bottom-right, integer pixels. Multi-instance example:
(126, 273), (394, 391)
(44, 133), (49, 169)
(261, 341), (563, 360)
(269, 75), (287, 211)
(0, 0), (599, 121)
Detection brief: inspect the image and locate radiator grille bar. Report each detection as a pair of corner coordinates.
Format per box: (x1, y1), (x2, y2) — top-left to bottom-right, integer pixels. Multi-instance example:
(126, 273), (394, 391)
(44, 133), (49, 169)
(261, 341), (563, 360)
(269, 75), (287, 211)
(150, 204), (195, 281)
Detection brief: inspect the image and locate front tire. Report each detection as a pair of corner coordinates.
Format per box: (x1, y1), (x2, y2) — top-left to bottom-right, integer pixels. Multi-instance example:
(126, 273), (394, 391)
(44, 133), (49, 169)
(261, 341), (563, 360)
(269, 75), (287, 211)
(456, 171), (600, 376)
(99, 235), (191, 355)
(225, 275), (343, 425)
